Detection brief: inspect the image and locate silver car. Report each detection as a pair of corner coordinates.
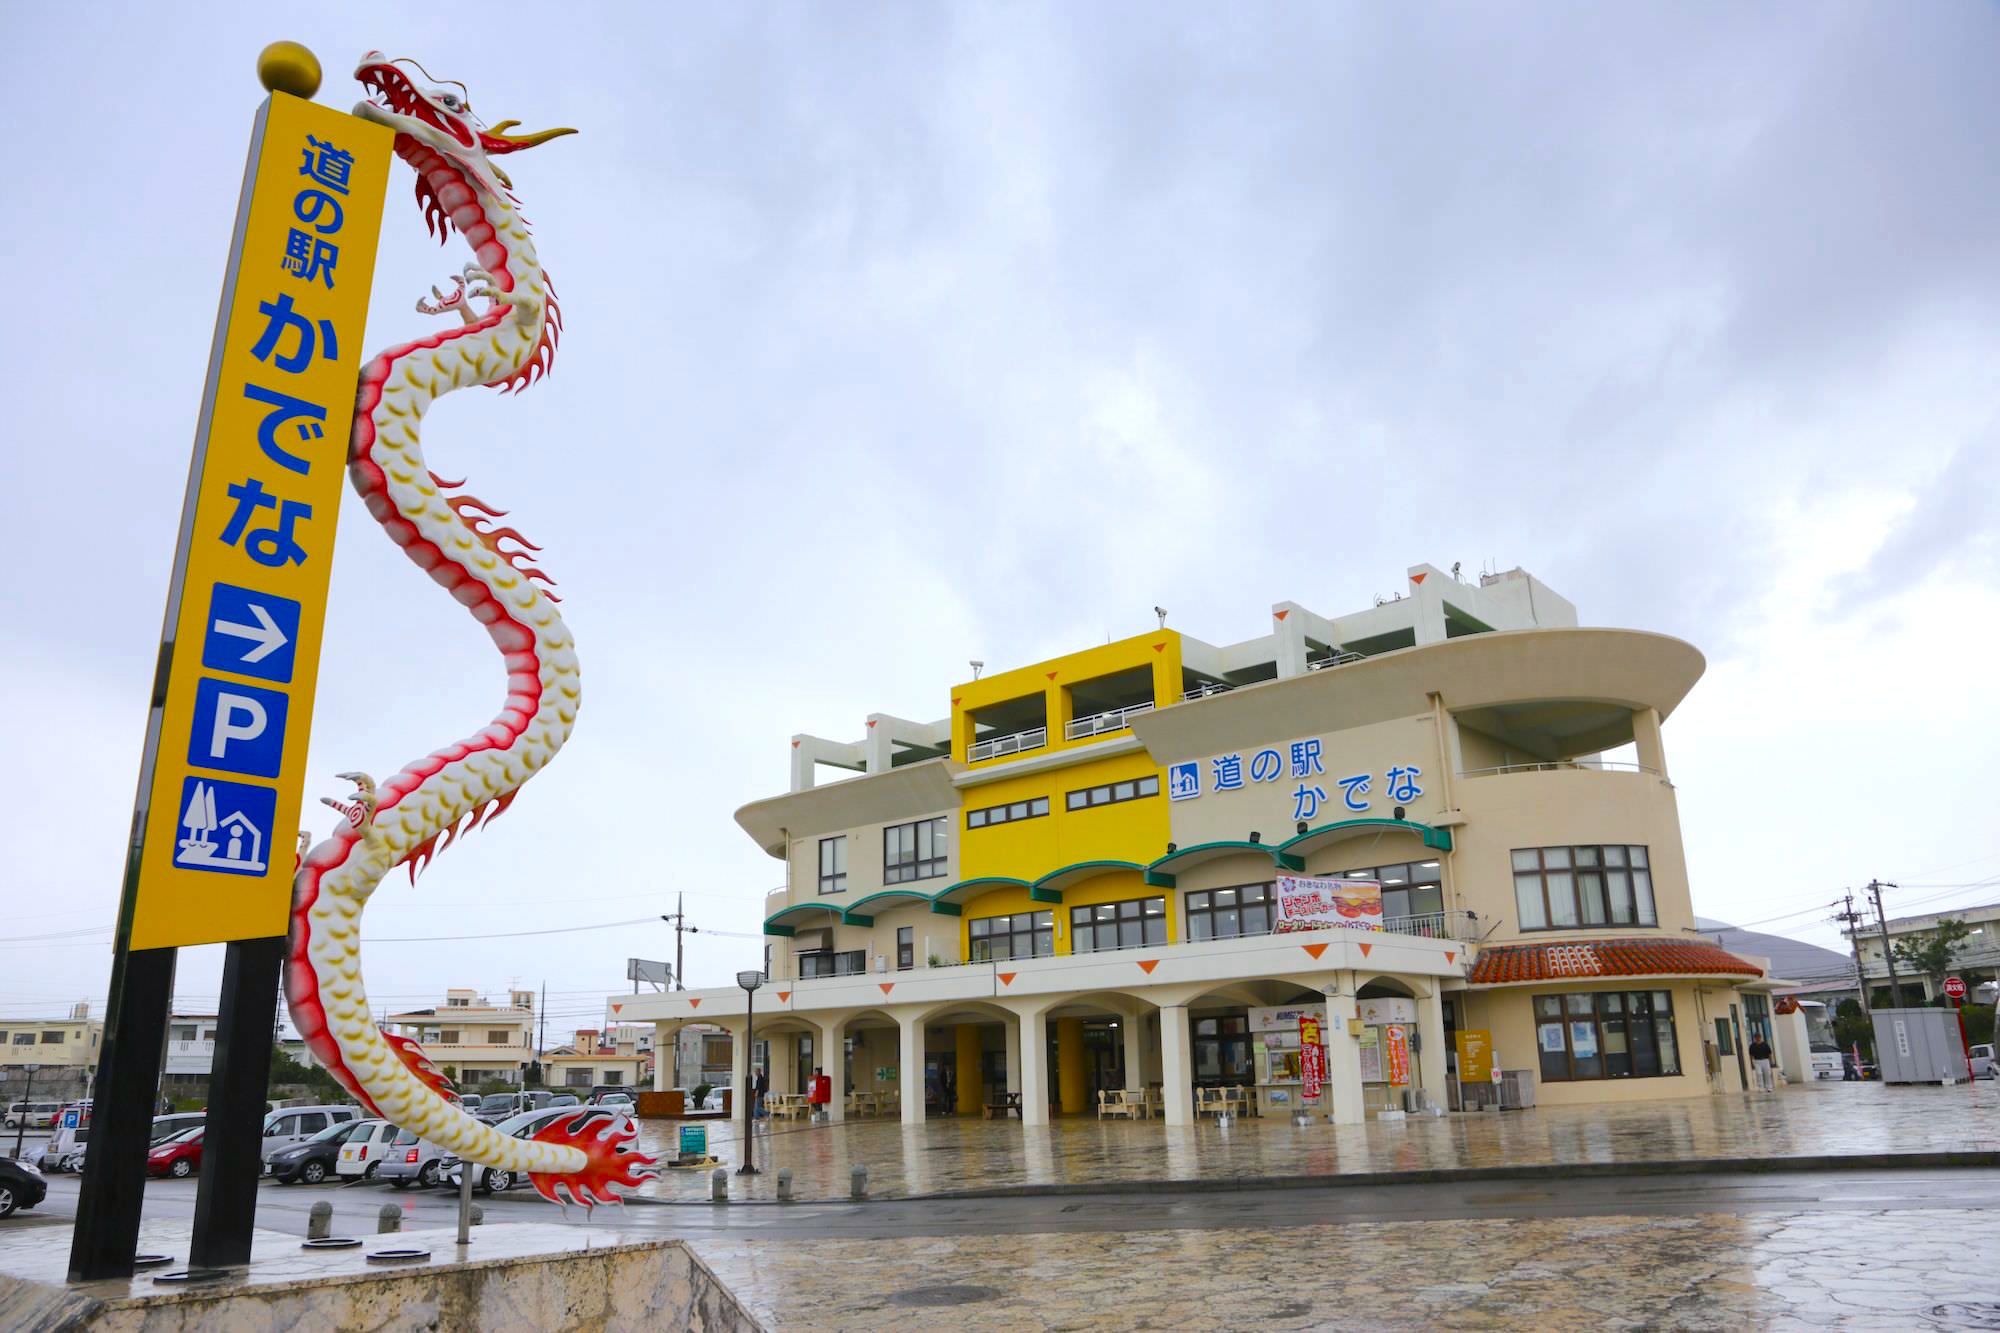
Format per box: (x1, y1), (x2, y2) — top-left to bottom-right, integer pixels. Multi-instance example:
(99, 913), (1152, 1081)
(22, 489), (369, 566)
(442, 1105), (633, 1194)
(377, 1126), (453, 1189)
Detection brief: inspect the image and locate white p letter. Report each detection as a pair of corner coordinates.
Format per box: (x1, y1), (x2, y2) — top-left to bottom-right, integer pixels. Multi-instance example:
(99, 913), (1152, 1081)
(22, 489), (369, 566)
(209, 692), (268, 759)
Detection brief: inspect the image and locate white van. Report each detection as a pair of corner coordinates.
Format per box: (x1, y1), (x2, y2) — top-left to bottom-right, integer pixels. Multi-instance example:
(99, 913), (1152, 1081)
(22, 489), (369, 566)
(260, 1105), (361, 1164)
(5, 1102), (61, 1130)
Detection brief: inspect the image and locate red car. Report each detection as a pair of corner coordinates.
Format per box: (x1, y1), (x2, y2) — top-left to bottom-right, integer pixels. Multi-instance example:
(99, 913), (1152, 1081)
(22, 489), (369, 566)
(147, 1126), (204, 1178)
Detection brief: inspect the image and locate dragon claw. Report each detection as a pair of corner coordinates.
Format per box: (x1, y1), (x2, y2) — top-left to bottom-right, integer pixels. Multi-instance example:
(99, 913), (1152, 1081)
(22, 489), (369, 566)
(416, 274), (477, 326)
(322, 772), (379, 833)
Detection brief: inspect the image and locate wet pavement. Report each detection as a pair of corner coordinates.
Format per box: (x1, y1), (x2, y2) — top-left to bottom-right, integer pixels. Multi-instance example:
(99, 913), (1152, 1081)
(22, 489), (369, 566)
(632, 1078), (2000, 1202)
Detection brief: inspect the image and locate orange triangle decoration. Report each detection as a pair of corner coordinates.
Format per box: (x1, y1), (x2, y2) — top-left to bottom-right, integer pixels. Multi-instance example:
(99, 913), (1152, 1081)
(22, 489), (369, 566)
(1137, 959), (1159, 974)
(1411, 572), (1428, 584)
(952, 697), (961, 705)
(688, 998), (702, 1008)
(1045, 670), (1058, 680)
(879, 983), (895, 995)
(867, 719), (877, 728)
(1152, 642), (1166, 652)
(1444, 953), (1455, 965)
(998, 972), (1017, 986)
(1358, 942), (1373, 957)
(777, 991), (791, 1003)
(1274, 609), (1289, 621)
(1301, 943), (1328, 960)
(791, 739), (801, 748)
(610, 1004), (623, 1014)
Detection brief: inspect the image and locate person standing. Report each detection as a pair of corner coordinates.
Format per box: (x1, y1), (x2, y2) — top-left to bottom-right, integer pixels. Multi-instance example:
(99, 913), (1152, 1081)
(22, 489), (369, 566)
(753, 1066), (770, 1119)
(1748, 1033), (1775, 1092)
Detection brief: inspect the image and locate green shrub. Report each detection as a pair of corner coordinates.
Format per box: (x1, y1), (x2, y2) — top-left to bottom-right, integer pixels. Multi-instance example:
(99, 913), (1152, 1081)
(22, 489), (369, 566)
(691, 1082), (713, 1107)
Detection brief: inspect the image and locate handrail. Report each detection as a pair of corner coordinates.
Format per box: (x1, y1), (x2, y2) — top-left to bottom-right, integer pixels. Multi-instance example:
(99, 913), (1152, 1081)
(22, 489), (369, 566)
(1305, 651), (1363, 672)
(1459, 761), (1660, 778)
(1181, 681), (1235, 702)
(1064, 701), (1155, 741)
(967, 726), (1047, 763)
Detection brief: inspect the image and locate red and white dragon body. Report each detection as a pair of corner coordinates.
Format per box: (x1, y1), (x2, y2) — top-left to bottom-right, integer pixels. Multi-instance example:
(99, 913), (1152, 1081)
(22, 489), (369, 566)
(285, 53), (654, 1206)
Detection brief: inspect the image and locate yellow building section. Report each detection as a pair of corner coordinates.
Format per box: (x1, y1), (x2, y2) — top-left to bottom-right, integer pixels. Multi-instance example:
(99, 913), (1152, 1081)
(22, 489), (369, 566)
(949, 631), (1185, 956)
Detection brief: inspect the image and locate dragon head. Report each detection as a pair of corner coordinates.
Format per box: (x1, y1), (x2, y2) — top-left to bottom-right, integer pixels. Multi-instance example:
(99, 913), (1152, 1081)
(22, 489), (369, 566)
(353, 51), (573, 195)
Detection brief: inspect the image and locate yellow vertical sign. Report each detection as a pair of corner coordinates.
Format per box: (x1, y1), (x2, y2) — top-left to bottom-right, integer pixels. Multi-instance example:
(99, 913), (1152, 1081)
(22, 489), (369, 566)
(129, 93), (391, 950)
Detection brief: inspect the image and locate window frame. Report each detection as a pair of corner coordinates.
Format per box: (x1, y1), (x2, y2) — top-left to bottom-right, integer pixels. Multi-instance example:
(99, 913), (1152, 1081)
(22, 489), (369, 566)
(817, 835), (848, 895)
(967, 910), (1055, 962)
(1069, 896), (1168, 953)
(797, 949), (868, 979)
(896, 926), (914, 971)
(883, 817), (949, 885)
(1534, 990), (1680, 1082)
(1341, 860), (1444, 922)
(1512, 845), (1655, 932)
(966, 796), (1052, 830)
(1184, 882), (1276, 942)
(1064, 773), (1162, 812)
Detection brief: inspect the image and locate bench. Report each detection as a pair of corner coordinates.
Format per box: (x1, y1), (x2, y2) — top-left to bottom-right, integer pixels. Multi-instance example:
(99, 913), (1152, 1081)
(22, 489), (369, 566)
(983, 1092), (1023, 1120)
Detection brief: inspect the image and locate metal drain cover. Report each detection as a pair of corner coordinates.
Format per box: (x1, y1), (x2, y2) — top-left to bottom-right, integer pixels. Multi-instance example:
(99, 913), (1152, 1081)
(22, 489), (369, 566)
(132, 1253), (175, 1269)
(302, 1237), (363, 1250)
(367, 1247), (433, 1264)
(152, 1268), (233, 1286)
(892, 1285), (1001, 1308)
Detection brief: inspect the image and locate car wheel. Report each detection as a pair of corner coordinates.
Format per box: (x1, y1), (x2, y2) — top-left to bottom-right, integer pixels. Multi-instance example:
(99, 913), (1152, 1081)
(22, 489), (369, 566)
(418, 1161), (439, 1189)
(0, 1185), (15, 1217)
(364, 1160), (379, 1180)
(301, 1161), (327, 1185)
(484, 1169), (511, 1193)
(170, 1159), (192, 1178)
(390, 1176), (410, 1191)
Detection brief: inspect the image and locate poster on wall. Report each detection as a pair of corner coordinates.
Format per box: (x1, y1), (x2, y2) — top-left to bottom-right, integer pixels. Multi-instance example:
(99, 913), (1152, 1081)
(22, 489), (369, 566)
(1570, 1022), (1598, 1059)
(1358, 1028), (1383, 1082)
(1273, 875), (1384, 932)
(1385, 1026), (1411, 1086)
(1539, 1023), (1567, 1054)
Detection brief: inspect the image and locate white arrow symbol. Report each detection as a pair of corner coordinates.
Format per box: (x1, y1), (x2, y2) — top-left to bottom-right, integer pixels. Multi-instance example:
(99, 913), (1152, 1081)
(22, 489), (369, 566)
(213, 602), (288, 664)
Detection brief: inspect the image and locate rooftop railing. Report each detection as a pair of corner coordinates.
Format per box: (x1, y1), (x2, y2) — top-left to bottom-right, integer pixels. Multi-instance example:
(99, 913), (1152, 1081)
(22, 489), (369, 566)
(1181, 681), (1235, 702)
(967, 726), (1048, 763)
(1459, 761), (1661, 778)
(1306, 651), (1364, 672)
(1064, 701), (1155, 741)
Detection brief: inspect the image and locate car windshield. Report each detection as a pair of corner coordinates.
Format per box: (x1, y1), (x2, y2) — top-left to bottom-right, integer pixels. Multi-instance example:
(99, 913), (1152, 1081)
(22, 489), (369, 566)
(307, 1121), (355, 1144)
(492, 1106), (585, 1137)
(158, 1127), (201, 1145)
(392, 1128), (420, 1146)
(479, 1094), (517, 1110)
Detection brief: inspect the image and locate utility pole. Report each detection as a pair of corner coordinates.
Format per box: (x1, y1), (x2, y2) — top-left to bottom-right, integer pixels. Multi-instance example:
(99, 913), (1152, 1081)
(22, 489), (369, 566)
(1868, 880), (1906, 1009)
(536, 980), (547, 1084)
(1835, 892), (1871, 1015)
(661, 893), (697, 990)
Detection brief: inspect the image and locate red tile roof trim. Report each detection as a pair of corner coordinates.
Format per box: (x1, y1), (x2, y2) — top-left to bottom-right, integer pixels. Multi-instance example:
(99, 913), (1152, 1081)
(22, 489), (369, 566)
(1469, 938), (1762, 986)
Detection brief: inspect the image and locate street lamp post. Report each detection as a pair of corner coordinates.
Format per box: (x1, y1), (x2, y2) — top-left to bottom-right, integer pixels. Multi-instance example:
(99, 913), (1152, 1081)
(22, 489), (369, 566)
(10, 1065), (40, 1160)
(736, 969), (763, 1176)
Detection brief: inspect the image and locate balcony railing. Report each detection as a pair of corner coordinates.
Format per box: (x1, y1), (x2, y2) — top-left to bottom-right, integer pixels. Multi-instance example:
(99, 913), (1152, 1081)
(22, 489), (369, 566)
(1064, 701), (1155, 741)
(1380, 910), (1484, 942)
(1459, 761), (1660, 778)
(1181, 681), (1234, 702)
(967, 726), (1047, 762)
(1306, 651), (1364, 672)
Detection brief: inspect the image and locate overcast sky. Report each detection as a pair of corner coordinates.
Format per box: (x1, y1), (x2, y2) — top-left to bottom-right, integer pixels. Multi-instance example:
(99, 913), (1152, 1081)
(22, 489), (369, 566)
(5, 4), (1997, 1036)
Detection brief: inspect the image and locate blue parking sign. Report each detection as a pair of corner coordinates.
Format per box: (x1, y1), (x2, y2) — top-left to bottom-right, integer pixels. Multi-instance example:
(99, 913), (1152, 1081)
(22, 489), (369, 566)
(1168, 761), (1200, 801)
(187, 677), (289, 778)
(170, 776), (277, 876)
(201, 582), (300, 683)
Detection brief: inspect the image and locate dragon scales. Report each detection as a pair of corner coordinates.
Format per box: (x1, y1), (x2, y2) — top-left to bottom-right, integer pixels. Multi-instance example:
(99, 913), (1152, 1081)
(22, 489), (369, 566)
(285, 52), (655, 1205)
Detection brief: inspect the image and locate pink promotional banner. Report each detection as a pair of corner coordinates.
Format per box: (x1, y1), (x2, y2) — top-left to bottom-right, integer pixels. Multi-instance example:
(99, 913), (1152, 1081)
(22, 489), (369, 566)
(1299, 1014), (1326, 1101)
(1274, 874), (1384, 932)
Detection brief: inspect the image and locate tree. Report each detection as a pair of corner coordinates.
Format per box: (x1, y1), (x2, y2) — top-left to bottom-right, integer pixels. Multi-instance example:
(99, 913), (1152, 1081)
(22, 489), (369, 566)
(1891, 918), (1973, 1000)
(1833, 997), (1873, 1058)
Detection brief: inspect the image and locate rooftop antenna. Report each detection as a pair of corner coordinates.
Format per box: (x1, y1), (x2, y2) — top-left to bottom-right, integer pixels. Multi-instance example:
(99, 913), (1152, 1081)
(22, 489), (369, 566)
(1154, 606), (1168, 629)
(969, 660), (984, 680)
(1451, 561), (1462, 582)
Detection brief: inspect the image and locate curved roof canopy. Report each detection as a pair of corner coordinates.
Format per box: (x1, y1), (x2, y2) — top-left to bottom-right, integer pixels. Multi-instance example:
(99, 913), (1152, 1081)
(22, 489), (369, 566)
(761, 901), (846, 938)
(1143, 840), (1300, 886)
(1280, 817), (1453, 860)
(1028, 860), (1147, 902)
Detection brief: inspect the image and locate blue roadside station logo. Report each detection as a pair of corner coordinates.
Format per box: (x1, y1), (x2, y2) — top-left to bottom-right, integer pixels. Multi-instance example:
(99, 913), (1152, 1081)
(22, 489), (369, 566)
(201, 582), (300, 683)
(187, 677), (290, 779)
(171, 776), (278, 876)
(1168, 761), (1200, 801)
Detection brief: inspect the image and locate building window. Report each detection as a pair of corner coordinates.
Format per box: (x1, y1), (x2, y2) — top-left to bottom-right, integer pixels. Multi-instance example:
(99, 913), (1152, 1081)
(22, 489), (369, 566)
(1064, 774), (1161, 812)
(440, 1030), (460, 1044)
(1185, 883), (1275, 941)
(1534, 991), (1680, 1082)
(565, 1069), (591, 1088)
(10, 1033), (32, 1046)
(884, 818), (948, 884)
(1070, 897), (1167, 952)
(447, 997), (469, 1006)
(818, 836), (848, 894)
(1192, 1015), (1253, 1083)
(486, 1030), (511, 1045)
(1744, 994), (1771, 1045)
(967, 796), (1051, 829)
(968, 911), (1054, 961)
(1512, 846), (1655, 931)
(602, 1071), (623, 1086)
(1341, 860), (1444, 921)
(799, 949), (867, 978)
(897, 926), (914, 971)
(39, 1031), (62, 1044)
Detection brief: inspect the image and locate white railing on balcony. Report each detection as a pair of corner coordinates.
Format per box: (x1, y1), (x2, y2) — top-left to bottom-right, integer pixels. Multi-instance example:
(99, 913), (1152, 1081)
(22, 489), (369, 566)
(1380, 911), (1484, 942)
(1306, 651), (1364, 672)
(1064, 701), (1155, 741)
(967, 726), (1047, 762)
(1459, 761), (1660, 778)
(1181, 681), (1235, 702)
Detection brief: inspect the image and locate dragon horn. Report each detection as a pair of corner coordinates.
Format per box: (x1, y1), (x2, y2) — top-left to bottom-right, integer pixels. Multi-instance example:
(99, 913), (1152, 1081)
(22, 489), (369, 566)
(481, 119), (579, 153)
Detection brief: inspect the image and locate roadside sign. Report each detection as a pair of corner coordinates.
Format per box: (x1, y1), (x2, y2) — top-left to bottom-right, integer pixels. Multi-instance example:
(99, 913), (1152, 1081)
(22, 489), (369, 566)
(1454, 1029), (1493, 1083)
(1943, 976), (1967, 1000)
(127, 93), (391, 950)
(678, 1124), (708, 1157)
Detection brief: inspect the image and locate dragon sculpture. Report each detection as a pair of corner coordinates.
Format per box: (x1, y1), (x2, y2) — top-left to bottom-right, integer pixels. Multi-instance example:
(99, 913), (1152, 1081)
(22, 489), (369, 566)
(285, 52), (655, 1206)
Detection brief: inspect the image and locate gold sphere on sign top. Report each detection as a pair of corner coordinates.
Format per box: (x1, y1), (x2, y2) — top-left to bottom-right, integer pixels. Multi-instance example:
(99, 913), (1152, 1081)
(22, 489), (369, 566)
(257, 41), (323, 99)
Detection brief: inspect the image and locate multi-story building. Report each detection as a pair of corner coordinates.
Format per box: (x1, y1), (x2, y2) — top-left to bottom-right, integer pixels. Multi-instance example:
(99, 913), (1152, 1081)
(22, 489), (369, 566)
(1847, 901), (2000, 1004)
(0, 1004), (103, 1103)
(621, 564), (1778, 1123)
(384, 988), (537, 1090)
(542, 1029), (650, 1091)
(160, 1012), (220, 1098)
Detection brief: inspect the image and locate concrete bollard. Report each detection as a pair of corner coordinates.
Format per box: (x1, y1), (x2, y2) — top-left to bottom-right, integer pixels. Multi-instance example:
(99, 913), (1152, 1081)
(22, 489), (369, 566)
(850, 1165), (868, 1200)
(711, 1167), (729, 1202)
(307, 1202), (332, 1240)
(469, 1204), (484, 1227)
(776, 1168), (794, 1202)
(378, 1205), (402, 1234)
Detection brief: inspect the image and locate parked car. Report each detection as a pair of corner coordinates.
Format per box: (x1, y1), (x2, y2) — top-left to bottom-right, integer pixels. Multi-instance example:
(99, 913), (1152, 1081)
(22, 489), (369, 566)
(4, 1102), (60, 1130)
(1970, 1044), (1995, 1080)
(34, 1126), (88, 1174)
(443, 1105), (635, 1194)
(337, 1120), (398, 1178)
(267, 1119), (367, 1185)
(472, 1093), (525, 1125)
(151, 1112), (207, 1144)
(260, 1105), (361, 1165)
(589, 1089), (635, 1108)
(0, 1157), (47, 1218)
(147, 1127), (204, 1178)
(378, 1127), (454, 1190)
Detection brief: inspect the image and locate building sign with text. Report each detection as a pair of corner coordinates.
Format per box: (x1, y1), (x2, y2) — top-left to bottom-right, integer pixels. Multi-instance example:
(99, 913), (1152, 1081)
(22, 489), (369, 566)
(1274, 875), (1384, 932)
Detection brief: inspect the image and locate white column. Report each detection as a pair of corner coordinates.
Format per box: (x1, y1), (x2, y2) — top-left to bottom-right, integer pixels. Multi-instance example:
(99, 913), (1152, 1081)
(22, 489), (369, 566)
(1019, 1010), (1049, 1125)
(898, 1011), (927, 1123)
(1004, 1017), (1023, 1096)
(652, 1024), (670, 1092)
(1324, 981), (1364, 1124)
(818, 1017), (847, 1123)
(1417, 990), (1447, 1109)
(1121, 1010), (1147, 1092)
(1159, 1005), (1194, 1125)
(728, 1021), (751, 1121)
(772, 1033), (797, 1096)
